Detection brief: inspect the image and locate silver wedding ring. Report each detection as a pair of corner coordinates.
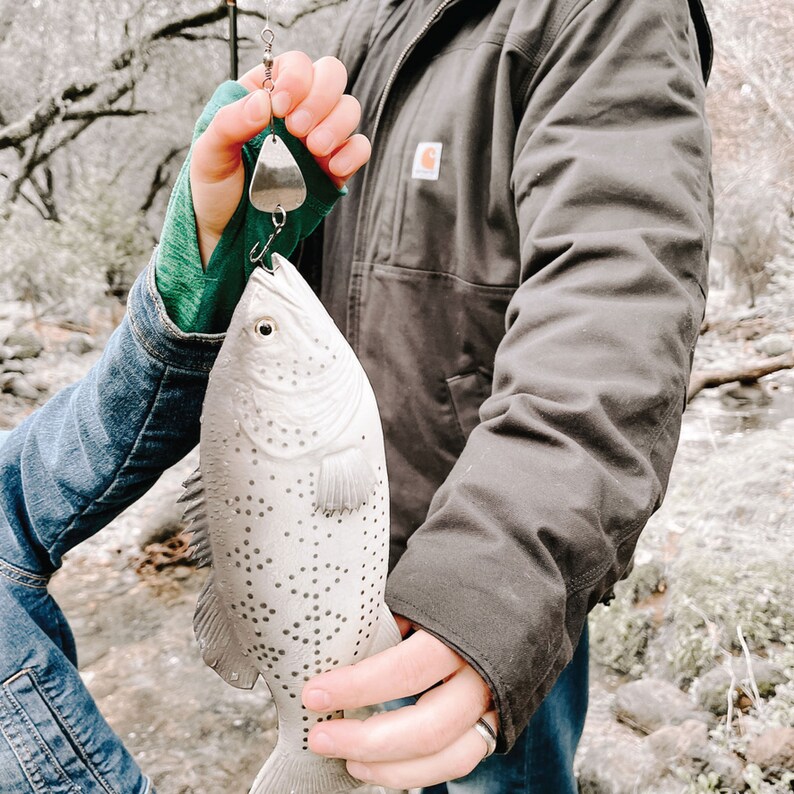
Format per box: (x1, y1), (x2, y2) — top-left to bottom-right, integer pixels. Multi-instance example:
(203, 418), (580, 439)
(473, 717), (498, 759)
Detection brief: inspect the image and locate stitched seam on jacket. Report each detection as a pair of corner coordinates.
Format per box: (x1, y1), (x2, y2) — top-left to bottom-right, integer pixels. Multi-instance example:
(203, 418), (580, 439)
(0, 695), (42, 792)
(50, 369), (167, 555)
(28, 669), (118, 794)
(128, 298), (217, 373)
(513, 0), (600, 102)
(0, 557), (49, 583)
(3, 684), (78, 793)
(130, 264), (224, 371)
(370, 262), (517, 293)
(0, 562), (48, 590)
(509, 0), (588, 70)
(566, 388), (683, 594)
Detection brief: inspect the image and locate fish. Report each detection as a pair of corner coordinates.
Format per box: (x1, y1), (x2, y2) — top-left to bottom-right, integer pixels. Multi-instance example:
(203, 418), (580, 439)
(180, 253), (401, 794)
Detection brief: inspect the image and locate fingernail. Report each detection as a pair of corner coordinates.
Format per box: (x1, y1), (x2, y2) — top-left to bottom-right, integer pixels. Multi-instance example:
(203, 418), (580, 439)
(347, 762), (372, 783)
(312, 730), (337, 756)
(331, 155), (352, 176)
(310, 128), (334, 155)
(244, 91), (269, 123)
(290, 108), (313, 137)
(304, 688), (331, 710)
(271, 91), (291, 117)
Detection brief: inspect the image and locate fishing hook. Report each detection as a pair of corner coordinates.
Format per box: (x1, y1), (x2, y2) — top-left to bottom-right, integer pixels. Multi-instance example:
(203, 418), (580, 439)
(249, 205), (287, 271)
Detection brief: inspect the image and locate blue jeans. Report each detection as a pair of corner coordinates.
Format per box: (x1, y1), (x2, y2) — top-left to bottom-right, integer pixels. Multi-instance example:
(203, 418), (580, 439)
(0, 262), (222, 793)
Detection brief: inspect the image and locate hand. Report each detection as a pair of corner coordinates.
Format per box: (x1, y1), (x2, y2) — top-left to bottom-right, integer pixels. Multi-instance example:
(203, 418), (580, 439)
(190, 53), (370, 264)
(302, 617), (499, 790)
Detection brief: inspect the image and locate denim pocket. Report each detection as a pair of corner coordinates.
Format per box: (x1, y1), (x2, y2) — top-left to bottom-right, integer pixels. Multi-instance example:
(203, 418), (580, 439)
(0, 669), (113, 794)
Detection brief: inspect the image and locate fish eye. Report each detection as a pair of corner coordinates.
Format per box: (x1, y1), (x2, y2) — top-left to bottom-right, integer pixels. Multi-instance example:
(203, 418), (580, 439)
(254, 317), (277, 338)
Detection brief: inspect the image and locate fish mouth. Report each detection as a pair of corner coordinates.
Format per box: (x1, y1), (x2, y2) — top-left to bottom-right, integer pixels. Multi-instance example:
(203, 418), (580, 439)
(249, 253), (329, 317)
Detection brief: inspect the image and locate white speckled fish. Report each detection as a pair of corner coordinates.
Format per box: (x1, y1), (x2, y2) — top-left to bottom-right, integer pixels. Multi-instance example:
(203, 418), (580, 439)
(180, 253), (400, 794)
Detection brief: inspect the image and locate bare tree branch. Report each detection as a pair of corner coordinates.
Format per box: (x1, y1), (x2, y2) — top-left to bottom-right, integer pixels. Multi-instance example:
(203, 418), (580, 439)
(265, 0), (348, 28)
(688, 353), (794, 402)
(62, 107), (150, 122)
(3, 78), (136, 210)
(141, 145), (189, 213)
(0, 3), (231, 152)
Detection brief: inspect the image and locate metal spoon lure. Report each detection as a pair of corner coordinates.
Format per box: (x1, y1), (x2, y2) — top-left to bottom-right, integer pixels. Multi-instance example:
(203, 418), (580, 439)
(249, 24), (307, 271)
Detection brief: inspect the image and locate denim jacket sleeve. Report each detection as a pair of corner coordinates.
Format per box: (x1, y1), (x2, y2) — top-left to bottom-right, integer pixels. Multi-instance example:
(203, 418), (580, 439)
(0, 253), (223, 577)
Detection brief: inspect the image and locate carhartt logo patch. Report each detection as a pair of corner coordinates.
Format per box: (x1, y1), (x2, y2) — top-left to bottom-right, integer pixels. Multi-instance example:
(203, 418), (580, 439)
(412, 142), (443, 180)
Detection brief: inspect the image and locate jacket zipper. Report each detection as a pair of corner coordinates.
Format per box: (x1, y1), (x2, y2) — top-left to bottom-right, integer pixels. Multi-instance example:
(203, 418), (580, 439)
(348, 0), (458, 348)
(370, 0), (458, 144)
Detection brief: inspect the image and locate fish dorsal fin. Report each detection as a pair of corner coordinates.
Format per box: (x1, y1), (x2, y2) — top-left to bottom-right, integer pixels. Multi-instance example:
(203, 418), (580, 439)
(315, 447), (377, 513)
(178, 467), (212, 568)
(193, 571), (260, 690)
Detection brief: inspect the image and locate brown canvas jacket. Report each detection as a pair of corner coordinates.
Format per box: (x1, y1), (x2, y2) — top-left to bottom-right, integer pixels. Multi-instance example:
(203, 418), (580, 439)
(317, 0), (713, 750)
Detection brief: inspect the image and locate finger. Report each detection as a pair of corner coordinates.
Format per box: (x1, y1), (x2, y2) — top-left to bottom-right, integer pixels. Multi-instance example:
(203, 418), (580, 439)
(238, 51), (315, 118)
(346, 712), (499, 790)
(303, 630), (463, 712)
(286, 56), (348, 139)
(321, 134), (372, 185)
(309, 665), (492, 763)
(305, 95), (362, 158)
(315, 133), (371, 189)
(395, 615), (413, 637)
(192, 90), (272, 181)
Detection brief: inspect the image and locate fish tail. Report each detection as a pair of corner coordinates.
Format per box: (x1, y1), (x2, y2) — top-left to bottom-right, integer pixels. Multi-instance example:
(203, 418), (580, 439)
(249, 742), (362, 794)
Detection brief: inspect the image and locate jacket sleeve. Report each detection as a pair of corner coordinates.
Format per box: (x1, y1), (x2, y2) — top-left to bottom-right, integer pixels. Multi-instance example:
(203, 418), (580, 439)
(385, 0), (712, 750)
(0, 255), (222, 576)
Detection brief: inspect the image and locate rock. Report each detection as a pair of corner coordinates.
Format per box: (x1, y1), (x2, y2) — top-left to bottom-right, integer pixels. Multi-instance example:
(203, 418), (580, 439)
(720, 381), (771, 407)
(8, 376), (40, 400)
(0, 344), (13, 361)
(4, 328), (43, 359)
(26, 373), (51, 393)
(745, 726), (794, 770)
(753, 333), (792, 357)
(2, 359), (26, 373)
(66, 333), (95, 356)
(577, 736), (668, 794)
(645, 719), (710, 765)
(706, 749), (745, 791)
(170, 565), (192, 581)
(694, 657), (788, 716)
(640, 720), (747, 789)
(629, 559), (667, 601)
(613, 679), (713, 734)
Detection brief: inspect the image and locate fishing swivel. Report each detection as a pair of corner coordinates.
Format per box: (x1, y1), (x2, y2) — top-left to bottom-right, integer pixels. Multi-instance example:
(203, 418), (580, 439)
(260, 26), (277, 143)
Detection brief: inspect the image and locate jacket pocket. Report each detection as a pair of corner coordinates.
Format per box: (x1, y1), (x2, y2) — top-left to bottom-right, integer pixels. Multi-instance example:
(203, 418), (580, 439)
(0, 669), (109, 794)
(445, 369), (493, 442)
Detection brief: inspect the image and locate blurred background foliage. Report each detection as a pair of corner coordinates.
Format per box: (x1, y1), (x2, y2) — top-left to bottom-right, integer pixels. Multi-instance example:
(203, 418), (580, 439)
(0, 0), (344, 312)
(0, 0), (791, 312)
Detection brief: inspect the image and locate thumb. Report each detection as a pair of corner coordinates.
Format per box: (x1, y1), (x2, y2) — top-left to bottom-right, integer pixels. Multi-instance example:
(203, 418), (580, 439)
(192, 90), (272, 184)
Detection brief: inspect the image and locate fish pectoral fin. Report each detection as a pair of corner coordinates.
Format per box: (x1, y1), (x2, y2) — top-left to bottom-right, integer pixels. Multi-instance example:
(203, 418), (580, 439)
(194, 572), (259, 690)
(315, 447), (378, 513)
(178, 466), (212, 568)
(366, 603), (402, 657)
